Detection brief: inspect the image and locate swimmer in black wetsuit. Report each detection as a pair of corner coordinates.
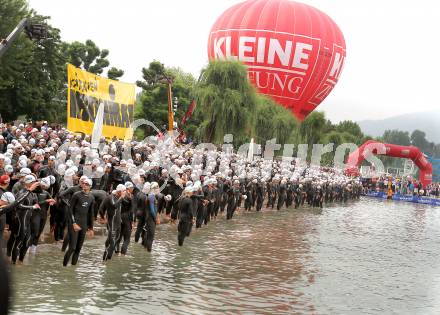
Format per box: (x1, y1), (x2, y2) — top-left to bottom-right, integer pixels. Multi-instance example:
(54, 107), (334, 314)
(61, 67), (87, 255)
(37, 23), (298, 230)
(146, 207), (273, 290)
(140, 185), (158, 252)
(277, 180), (287, 210)
(63, 178), (95, 266)
(30, 177), (56, 253)
(256, 180), (265, 212)
(101, 184), (125, 261)
(8, 175), (39, 264)
(115, 182), (133, 256)
(177, 187), (193, 246)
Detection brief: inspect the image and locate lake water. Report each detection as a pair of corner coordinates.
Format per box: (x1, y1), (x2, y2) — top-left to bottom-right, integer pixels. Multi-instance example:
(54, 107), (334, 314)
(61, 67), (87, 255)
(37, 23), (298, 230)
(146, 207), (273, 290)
(10, 198), (440, 314)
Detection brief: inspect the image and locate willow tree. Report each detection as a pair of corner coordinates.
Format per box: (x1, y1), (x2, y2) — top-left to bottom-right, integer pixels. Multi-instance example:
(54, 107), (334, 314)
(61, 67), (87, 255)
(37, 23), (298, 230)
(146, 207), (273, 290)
(194, 60), (257, 145)
(298, 111), (327, 146)
(254, 96), (298, 145)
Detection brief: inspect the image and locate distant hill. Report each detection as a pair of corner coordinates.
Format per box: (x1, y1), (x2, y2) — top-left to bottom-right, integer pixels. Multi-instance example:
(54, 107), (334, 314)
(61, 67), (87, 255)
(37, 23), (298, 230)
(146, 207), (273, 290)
(358, 111), (440, 143)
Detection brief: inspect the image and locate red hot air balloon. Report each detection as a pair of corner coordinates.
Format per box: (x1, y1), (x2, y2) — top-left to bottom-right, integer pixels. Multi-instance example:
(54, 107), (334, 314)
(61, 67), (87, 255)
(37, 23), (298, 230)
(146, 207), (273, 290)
(208, 0), (346, 121)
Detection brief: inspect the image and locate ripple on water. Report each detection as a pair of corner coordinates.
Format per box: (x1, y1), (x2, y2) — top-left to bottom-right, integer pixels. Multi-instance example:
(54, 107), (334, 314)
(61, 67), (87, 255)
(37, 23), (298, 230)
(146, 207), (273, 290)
(10, 199), (440, 314)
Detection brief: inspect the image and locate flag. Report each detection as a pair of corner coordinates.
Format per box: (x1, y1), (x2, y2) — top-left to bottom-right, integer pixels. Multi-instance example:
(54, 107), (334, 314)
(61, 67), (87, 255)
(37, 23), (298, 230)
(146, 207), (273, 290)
(91, 102), (104, 150)
(248, 138), (254, 162)
(180, 99), (197, 125)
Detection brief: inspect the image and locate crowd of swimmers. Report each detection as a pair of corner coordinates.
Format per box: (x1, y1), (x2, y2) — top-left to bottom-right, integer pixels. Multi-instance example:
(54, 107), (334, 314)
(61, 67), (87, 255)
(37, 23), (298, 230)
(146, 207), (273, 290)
(0, 122), (362, 266)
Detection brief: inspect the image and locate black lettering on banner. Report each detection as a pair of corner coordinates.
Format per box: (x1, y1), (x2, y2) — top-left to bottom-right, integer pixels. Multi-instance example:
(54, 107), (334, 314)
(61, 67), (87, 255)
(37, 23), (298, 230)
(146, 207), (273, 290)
(70, 88), (134, 130)
(69, 73), (98, 94)
(70, 91), (101, 122)
(108, 102), (116, 127)
(113, 102), (122, 128)
(104, 101), (112, 126)
(120, 104), (128, 128)
(110, 101), (117, 127)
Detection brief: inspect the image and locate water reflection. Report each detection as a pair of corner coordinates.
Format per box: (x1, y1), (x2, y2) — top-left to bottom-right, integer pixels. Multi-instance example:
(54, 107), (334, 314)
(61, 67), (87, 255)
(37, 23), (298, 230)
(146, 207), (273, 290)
(10, 199), (440, 314)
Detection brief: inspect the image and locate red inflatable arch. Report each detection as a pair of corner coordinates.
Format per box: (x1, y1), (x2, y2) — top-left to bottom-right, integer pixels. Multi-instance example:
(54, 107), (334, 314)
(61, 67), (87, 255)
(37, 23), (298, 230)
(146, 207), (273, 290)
(346, 140), (433, 187)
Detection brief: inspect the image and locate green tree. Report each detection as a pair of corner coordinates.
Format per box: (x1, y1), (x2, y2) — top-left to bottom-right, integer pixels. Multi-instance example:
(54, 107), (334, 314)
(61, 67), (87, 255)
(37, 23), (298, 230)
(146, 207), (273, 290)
(382, 129), (411, 146)
(0, 0), (31, 121)
(254, 96), (297, 145)
(298, 111), (326, 146)
(107, 67), (124, 80)
(136, 61), (196, 136)
(411, 130), (431, 152)
(0, 1), (66, 122)
(62, 39), (123, 79)
(193, 60), (257, 145)
(322, 130), (344, 148)
(320, 130), (362, 166)
(336, 120), (363, 143)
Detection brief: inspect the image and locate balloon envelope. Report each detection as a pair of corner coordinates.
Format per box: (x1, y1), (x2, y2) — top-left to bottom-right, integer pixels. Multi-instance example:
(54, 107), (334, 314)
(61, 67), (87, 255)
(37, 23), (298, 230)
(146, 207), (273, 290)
(208, 0), (346, 121)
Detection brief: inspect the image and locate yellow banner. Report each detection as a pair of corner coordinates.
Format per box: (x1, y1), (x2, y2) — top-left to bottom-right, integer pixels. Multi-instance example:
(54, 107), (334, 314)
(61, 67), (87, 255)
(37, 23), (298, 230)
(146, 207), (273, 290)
(67, 64), (135, 140)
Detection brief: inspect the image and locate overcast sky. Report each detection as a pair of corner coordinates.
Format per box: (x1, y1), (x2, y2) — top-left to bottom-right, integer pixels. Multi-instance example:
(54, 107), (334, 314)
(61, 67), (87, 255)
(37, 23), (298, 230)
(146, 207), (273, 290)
(29, 0), (439, 123)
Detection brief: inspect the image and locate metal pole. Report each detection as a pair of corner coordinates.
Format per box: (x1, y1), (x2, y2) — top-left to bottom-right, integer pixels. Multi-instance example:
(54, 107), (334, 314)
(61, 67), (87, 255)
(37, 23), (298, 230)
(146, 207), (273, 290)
(0, 18), (28, 59)
(167, 81), (174, 134)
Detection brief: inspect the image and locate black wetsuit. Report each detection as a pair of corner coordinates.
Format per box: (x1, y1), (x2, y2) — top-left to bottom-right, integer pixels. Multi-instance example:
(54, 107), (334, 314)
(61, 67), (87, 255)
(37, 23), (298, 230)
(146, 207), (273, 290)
(63, 190), (94, 266)
(177, 196), (193, 246)
(194, 191), (206, 228)
(233, 186), (241, 212)
(286, 184), (293, 208)
(256, 183), (265, 212)
(219, 180), (228, 213)
(244, 183), (254, 211)
(134, 192), (146, 244)
(266, 182), (273, 208)
(57, 185), (81, 243)
(277, 184), (287, 210)
(225, 184), (236, 220)
(90, 190), (107, 220)
(267, 183), (277, 209)
(140, 193), (157, 252)
(190, 193), (199, 224)
(203, 186), (214, 225)
(1, 190), (32, 257)
(313, 189), (324, 208)
(224, 183), (235, 220)
(99, 172), (113, 193)
(31, 188), (51, 246)
(115, 197), (132, 255)
(212, 185), (221, 217)
(294, 187), (303, 209)
(167, 179), (183, 219)
(7, 189), (38, 264)
(101, 194), (122, 261)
